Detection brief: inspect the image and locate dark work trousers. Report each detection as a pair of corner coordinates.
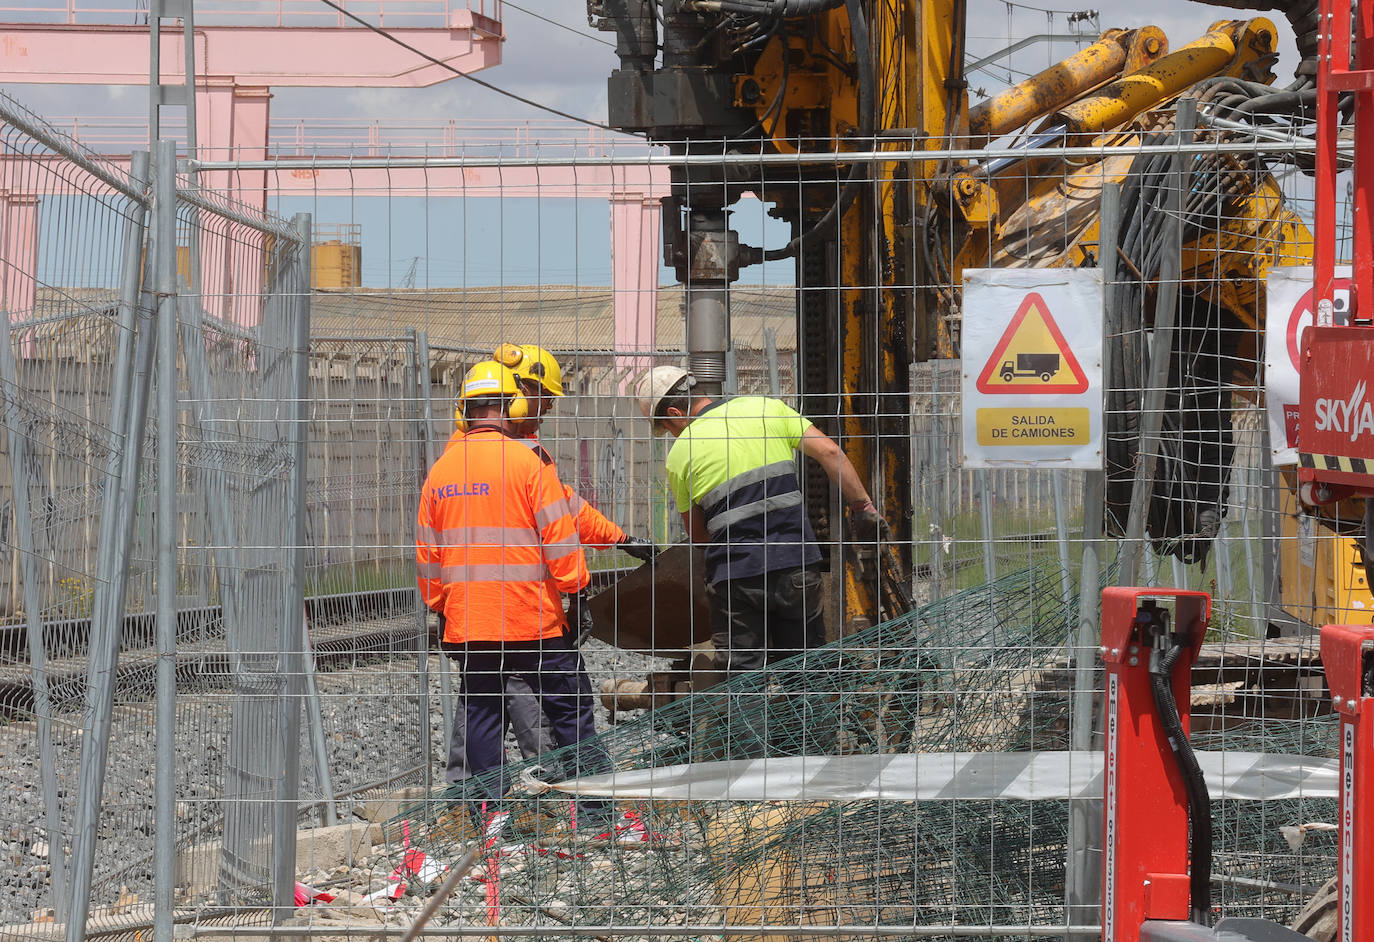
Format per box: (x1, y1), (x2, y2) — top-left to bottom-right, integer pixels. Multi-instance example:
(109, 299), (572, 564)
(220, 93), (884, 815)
(446, 674), (557, 783)
(703, 567), (831, 758)
(454, 633), (612, 827)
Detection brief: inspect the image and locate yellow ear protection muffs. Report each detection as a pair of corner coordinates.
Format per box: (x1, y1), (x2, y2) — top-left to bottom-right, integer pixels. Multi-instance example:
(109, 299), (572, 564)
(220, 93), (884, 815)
(456, 360), (528, 432)
(494, 342), (565, 399)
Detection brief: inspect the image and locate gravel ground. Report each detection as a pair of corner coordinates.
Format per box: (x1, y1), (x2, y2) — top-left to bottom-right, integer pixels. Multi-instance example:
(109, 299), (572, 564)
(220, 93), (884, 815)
(0, 636), (670, 928)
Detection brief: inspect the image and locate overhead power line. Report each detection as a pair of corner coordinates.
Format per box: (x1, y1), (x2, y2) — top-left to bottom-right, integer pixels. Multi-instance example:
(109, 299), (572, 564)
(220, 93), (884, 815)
(315, 0), (631, 133)
(502, 0), (615, 48)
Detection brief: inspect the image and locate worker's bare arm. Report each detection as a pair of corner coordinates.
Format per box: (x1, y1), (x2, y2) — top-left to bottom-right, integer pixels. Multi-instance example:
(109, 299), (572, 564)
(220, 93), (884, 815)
(682, 506), (711, 544)
(798, 426), (872, 505)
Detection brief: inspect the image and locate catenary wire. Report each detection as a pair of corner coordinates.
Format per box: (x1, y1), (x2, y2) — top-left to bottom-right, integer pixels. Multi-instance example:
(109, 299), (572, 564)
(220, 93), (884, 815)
(315, 0), (637, 134)
(502, 0), (616, 48)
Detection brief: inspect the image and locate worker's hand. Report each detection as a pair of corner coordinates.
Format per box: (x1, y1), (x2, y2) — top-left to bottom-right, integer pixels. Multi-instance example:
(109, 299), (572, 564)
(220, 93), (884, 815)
(565, 590), (595, 642)
(619, 536), (659, 562)
(846, 499), (890, 543)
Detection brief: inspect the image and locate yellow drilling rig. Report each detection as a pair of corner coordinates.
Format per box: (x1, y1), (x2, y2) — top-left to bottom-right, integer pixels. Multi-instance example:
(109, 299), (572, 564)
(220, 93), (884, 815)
(588, 0), (1368, 636)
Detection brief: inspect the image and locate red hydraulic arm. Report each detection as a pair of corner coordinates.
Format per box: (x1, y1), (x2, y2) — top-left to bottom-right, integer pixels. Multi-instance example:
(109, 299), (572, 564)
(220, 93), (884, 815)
(1320, 624), (1374, 942)
(1100, 588), (1212, 941)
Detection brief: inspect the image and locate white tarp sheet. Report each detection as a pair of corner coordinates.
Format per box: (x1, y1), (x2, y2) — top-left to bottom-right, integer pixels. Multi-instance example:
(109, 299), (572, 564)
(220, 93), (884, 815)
(547, 751), (1337, 802)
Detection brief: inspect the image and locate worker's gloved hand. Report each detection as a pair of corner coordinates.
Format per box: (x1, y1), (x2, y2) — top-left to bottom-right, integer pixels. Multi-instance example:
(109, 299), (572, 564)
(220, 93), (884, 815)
(619, 536), (659, 562)
(565, 590), (595, 642)
(846, 499), (890, 543)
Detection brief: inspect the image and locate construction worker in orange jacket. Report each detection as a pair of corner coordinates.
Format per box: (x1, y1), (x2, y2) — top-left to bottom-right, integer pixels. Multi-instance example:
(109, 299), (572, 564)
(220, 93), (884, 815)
(417, 360), (612, 823)
(441, 345), (658, 783)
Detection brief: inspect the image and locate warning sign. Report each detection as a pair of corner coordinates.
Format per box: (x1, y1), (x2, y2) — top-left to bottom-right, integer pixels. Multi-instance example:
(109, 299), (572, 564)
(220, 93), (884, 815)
(962, 269), (1103, 469)
(974, 293), (1090, 394)
(1265, 266), (1353, 466)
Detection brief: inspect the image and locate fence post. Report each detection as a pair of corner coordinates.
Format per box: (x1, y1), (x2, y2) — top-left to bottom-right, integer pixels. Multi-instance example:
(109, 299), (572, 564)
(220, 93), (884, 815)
(1064, 177), (1119, 938)
(763, 326), (780, 396)
(1119, 99), (1196, 585)
(416, 330), (454, 746)
(408, 328), (436, 799)
(153, 136), (179, 942)
(301, 613), (338, 827)
(273, 213), (312, 922)
(1052, 472), (1072, 608)
(979, 471), (996, 585)
(1261, 428), (1283, 634)
(67, 154), (160, 942)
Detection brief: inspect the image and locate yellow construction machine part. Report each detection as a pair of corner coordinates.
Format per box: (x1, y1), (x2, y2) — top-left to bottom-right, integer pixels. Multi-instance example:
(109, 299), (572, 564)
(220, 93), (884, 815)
(1054, 19), (1278, 138)
(733, 8), (858, 156)
(1277, 486), (1374, 631)
(969, 27), (1167, 140)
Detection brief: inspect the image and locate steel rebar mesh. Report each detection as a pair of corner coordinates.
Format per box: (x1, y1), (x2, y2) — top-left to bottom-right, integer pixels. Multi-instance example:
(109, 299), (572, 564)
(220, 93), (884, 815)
(299, 561), (1331, 940)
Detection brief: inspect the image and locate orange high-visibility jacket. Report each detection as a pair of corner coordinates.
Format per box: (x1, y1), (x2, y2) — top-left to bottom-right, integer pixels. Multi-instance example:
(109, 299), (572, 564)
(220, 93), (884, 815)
(417, 426), (589, 643)
(443, 426), (627, 549)
(566, 490), (626, 549)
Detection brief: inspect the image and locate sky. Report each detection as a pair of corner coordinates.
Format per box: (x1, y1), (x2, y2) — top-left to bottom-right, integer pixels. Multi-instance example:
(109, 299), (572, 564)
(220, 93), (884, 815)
(5, 0), (1307, 288)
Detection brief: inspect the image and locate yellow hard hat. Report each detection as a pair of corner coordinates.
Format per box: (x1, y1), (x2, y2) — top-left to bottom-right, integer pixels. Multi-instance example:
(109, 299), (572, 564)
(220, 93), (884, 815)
(494, 342), (564, 397)
(455, 360), (529, 430)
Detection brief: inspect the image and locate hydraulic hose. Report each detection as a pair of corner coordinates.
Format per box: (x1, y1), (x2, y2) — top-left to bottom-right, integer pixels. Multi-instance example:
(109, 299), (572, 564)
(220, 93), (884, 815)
(709, 0), (843, 15)
(1149, 635), (1212, 926)
(759, 0), (875, 261)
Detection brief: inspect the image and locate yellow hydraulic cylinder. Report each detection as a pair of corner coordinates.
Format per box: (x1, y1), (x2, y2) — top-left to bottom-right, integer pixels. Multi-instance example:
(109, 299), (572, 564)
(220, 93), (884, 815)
(1053, 21), (1269, 136)
(969, 28), (1142, 139)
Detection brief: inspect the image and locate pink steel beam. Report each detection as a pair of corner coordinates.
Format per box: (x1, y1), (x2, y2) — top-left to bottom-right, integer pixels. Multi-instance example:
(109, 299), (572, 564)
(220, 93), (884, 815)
(0, 18), (500, 87)
(0, 0), (502, 29)
(610, 193), (662, 385)
(0, 190), (39, 320)
(1, 153), (669, 340)
(0, 2), (506, 326)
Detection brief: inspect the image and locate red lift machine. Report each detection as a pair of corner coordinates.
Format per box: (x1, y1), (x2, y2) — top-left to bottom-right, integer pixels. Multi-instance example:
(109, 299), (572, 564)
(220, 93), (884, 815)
(1318, 623), (1374, 942)
(1301, 0), (1374, 501)
(1099, 588), (1313, 942)
(1301, 0), (1374, 935)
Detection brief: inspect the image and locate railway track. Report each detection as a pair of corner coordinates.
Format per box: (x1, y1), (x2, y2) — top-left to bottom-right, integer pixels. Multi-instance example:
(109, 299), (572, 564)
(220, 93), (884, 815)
(0, 565), (638, 717)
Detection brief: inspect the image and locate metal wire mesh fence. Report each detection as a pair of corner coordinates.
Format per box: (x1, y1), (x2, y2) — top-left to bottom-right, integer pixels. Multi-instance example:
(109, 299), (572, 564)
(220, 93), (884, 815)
(0, 85), (1363, 942)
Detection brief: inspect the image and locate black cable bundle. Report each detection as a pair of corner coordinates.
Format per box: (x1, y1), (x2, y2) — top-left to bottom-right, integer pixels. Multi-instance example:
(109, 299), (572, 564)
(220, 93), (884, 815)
(1104, 135), (1241, 564)
(1149, 632), (1213, 927)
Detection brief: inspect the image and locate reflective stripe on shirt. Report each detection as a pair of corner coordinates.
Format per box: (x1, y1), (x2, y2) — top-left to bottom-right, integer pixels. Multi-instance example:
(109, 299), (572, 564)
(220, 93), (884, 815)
(705, 490), (804, 536)
(439, 562), (551, 583)
(700, 460), (797, 516)
(417, 524), (540, 547)
(535, 499), (575, 529)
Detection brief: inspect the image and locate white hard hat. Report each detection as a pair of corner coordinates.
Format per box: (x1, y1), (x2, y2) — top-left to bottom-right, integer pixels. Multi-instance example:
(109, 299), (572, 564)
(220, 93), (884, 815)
(634, 365), (693, 427)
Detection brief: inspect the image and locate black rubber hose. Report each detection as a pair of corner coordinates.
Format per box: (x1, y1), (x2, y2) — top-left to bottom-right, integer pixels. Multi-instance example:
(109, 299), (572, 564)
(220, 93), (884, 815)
(1150, 639), (1213, 926)
(1229, 88), (1317, 117)
(759, 0), (875, 261)
(714, 0), (840, 14)
(713, 0), (843, 14)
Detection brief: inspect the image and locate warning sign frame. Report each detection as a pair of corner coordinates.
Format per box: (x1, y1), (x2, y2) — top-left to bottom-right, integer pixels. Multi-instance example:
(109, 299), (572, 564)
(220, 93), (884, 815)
(961, 269), (1104, 469)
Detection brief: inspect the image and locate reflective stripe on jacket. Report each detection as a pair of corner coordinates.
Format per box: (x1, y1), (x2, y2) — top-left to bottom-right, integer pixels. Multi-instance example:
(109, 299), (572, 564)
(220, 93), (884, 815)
(665, 396), (821, 585)
(417, 426), (588, 643)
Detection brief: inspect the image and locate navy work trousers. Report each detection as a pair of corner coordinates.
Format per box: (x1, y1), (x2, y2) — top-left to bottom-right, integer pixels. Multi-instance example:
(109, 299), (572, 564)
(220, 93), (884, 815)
(446, 674), (555, 784)
(454, 633), (611, 823)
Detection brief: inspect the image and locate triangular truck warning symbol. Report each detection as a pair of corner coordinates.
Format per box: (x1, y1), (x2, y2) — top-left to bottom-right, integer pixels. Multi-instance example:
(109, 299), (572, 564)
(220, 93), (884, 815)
(975, 292), (1089, 394)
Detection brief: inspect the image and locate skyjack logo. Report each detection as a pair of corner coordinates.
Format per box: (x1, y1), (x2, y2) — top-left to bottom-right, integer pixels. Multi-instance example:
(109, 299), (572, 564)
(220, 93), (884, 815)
(1313, 380), (1374, 443)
